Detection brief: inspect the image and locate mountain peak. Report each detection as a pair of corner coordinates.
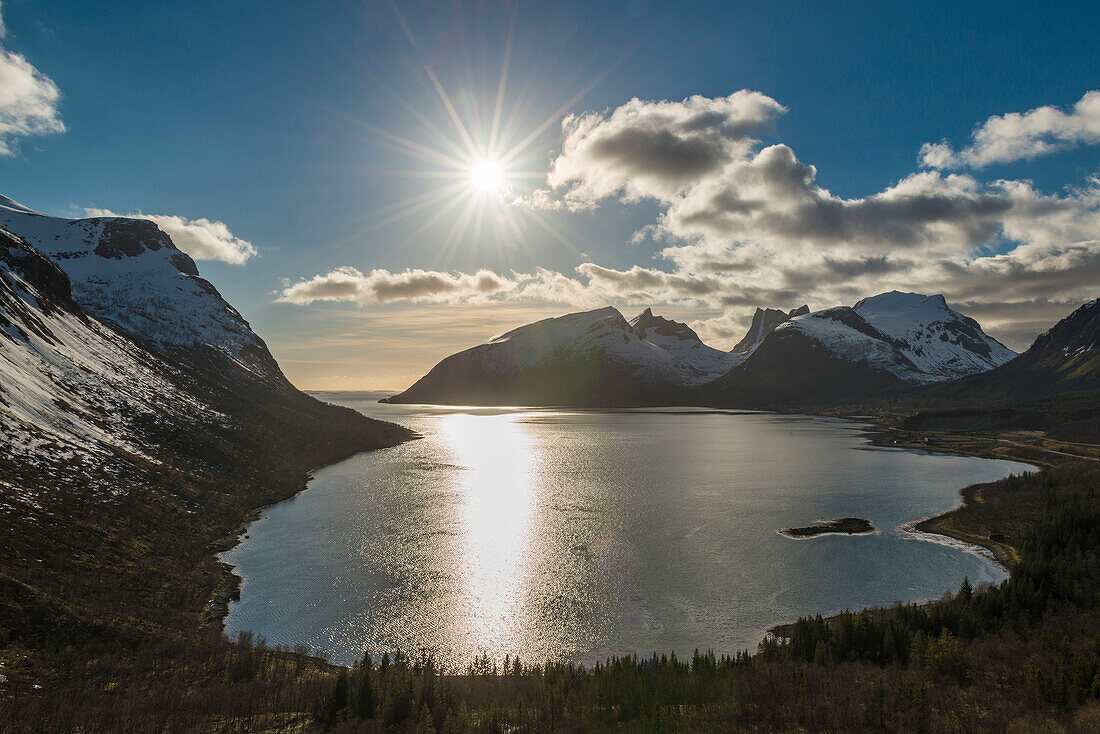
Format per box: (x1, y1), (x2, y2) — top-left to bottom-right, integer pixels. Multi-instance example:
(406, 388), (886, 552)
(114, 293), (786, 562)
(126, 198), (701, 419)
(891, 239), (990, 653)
(0, 194), (286, 385)
(389, 305), (740, 405)
(732, 305), (801, 355)
(629, 307), (704, 345)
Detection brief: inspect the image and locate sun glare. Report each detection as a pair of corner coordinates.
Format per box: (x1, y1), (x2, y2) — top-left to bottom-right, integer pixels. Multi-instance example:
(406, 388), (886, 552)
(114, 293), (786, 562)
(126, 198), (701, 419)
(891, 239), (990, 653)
(367, 2), (611, 256)
(470, 159), (505, 194)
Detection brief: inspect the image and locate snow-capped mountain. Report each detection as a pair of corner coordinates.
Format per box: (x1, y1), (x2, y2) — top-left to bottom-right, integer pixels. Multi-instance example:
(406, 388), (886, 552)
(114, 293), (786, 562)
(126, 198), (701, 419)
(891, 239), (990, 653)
(696, 291), (1016, 407)
(0, 218), (411, 514)
(731, 305), (809, 354)
(850, 291), (1016, 380)
(386, 291), (1013, 408)
(0, 228), (214, 490)
(0, 195), (284, 385)
(918, 296), (1100, 404)
(384, 306), (745, 406)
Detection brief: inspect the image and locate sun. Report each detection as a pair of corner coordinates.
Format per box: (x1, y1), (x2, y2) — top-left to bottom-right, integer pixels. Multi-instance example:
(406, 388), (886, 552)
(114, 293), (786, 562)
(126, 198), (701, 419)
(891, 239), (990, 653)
(470, 159), (504, 194)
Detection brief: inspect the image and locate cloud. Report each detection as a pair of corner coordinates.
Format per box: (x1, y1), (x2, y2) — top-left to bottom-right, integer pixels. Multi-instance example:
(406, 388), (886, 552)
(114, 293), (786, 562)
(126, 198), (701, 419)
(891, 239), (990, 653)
(529, 92), (1100, 263)
(0, 47), (65, 156)
(279, 267), (520, 305)
(84, 208), (257, 264)
(538, 91), (786, 208)
(531, 93), (1100, 329)
(279, 264), (730, 310)
(920, 90), (1100, 168)
(286, 92), (1100, 352)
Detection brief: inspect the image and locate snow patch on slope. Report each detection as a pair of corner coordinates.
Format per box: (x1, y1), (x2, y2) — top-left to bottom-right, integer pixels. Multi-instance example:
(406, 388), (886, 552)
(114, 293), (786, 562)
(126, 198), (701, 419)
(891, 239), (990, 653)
(0, 230), (216, 475)
(0, 195), (280, 382)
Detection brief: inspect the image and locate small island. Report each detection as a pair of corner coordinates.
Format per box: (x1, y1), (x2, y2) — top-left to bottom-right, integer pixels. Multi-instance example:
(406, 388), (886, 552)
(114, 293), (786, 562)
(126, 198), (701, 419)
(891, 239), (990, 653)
(780, 517), (875, 538)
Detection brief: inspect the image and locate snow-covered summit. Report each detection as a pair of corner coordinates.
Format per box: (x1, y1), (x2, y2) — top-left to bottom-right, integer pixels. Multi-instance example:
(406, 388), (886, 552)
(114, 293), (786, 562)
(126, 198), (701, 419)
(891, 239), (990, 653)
(0, 195), (284, 384)
(629, 307), (744, 383)
(776, 291), (1015, 383)
(477, 306), (738, 387)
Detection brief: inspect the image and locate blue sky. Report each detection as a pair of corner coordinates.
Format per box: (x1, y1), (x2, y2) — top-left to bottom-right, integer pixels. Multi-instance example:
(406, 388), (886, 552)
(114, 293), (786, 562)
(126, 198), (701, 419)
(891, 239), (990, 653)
(2, 0), (1099, 388)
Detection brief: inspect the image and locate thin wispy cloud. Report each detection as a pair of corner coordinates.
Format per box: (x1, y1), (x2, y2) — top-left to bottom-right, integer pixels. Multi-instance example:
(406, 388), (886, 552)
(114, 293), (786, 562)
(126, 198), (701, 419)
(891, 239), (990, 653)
(85, 208), (257, 264)
(0, 3), (65, 157)
(920, 91), (1100, 168)
(279, 267), (518, 305)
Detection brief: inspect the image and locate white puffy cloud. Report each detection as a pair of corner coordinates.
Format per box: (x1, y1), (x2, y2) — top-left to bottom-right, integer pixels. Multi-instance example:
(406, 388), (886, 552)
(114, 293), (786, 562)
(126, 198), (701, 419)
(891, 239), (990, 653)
(541, 91), (786, 208)
(0, 2), (65, 155)
(0, 47), (65, 156)
(84, 208), (257, 264)
(920, 91), (1100, 168)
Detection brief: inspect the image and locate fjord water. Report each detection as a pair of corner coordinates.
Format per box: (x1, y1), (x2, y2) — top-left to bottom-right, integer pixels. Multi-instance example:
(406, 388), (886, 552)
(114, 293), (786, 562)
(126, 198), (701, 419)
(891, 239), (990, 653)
(222, 393), (1027, 667)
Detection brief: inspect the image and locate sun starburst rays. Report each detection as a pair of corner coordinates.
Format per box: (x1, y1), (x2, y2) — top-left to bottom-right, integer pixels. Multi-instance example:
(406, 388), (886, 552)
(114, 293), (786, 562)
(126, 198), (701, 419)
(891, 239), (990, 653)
(346, 4), (623, 272)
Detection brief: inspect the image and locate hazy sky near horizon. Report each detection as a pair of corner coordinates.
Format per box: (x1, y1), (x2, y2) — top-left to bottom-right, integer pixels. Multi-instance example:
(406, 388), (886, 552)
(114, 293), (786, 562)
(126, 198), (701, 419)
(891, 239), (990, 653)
(2, 0), (1100, 389)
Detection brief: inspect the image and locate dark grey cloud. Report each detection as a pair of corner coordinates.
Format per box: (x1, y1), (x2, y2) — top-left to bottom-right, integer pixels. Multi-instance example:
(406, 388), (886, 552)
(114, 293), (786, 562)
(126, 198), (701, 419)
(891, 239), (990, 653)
(280, 267), (518, 305)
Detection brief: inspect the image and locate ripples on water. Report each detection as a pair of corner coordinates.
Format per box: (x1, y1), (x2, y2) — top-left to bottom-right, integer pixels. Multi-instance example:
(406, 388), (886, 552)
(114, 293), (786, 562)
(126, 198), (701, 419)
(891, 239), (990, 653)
(222, 394), (1029, 667)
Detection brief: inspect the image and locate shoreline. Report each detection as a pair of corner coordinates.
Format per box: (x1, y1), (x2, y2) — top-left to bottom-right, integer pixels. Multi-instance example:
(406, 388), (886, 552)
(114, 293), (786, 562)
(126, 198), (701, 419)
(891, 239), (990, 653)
(765, 417), (1042, 639)
(207, 432), (423, 633)
(861, 422), (1037, 568)
(210, 404), (1034, 659)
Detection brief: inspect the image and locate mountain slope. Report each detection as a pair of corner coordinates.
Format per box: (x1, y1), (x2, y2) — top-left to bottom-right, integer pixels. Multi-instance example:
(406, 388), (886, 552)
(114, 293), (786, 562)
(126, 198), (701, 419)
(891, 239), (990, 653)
(0, 209), (413, 651)
(385, 306), (743, 406)
(731, 305), (809, 354)
(916, 297), (1100, 405)
(695, 292), (1014, 408)
(0, 230), (222, 476)
(0, 195), (284, 386)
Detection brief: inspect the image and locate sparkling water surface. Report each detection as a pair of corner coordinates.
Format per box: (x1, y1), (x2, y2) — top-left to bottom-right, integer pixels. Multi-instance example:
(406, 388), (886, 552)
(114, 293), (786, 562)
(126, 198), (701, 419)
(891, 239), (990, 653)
(222, 392), (1028, 667)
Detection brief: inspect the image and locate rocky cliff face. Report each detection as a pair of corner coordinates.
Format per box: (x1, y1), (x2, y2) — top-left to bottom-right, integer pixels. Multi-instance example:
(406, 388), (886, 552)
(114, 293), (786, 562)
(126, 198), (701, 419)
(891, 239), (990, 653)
(731, 305), (809, 355)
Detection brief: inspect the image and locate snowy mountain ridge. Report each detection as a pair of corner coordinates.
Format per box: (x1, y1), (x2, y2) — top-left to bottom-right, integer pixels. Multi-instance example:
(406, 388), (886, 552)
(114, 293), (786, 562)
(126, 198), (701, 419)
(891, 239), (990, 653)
(421, 305), (740, 393)
(0, 195), (284, 385)
(390, 291), (1016, 406)
(776, 291), (1016, 383)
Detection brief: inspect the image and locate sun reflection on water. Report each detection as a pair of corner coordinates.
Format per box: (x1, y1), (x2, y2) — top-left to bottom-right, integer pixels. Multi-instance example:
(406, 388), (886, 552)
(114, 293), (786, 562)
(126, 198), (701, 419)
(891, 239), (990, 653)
(440, 413), (536, 655)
